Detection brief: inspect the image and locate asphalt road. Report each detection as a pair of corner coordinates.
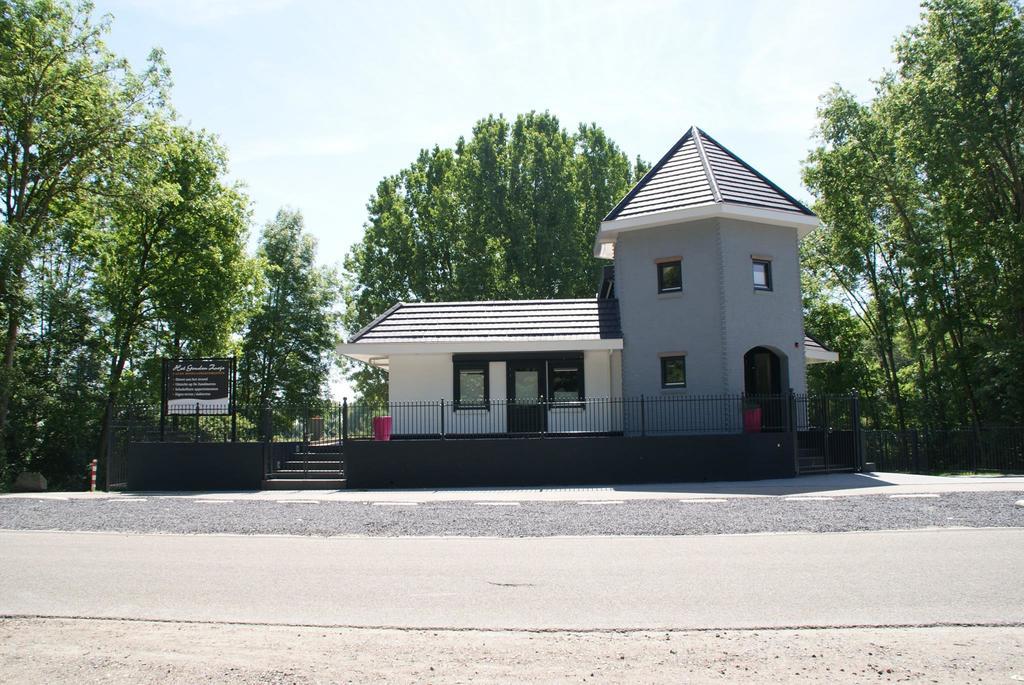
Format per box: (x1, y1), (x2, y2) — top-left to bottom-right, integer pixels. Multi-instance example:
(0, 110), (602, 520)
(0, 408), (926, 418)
(2, 528), (1022, 630)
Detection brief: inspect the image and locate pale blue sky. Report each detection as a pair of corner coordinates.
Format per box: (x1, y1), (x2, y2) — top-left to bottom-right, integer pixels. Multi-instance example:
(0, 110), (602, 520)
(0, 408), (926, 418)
(95, 0), (922, 397)
(97, 0), (923, 266)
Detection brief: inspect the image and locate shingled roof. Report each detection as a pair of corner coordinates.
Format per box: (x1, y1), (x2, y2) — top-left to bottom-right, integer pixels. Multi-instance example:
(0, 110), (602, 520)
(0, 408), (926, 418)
(348, 299), (622, 344)
(604, 126), (814, 222)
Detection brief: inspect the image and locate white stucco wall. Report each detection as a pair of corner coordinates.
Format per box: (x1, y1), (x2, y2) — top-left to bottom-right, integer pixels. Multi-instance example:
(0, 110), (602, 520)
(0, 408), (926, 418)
(546, 350), (623, 433)
(384, 350), (620, 435)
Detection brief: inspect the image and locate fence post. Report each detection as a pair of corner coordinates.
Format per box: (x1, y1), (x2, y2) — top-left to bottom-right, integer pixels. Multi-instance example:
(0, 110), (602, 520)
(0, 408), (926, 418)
(968, 428), (977, 474)
(341, 397), (348, 445)
(440, 398), (445, 440)
(852, 391), (864, 472)
(194, 402), (200, 443)
(159, 357), (167, 443)
(640, 395), (646, 437)
(788, 389), (798, 475)
(103, 398), (114, 491)
(911, 428), (920, 472)
(540, 396), (546, 439)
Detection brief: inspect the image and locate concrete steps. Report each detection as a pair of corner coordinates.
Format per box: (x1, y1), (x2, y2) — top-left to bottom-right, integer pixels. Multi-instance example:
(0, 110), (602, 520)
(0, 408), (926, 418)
(266, 449), (345, 489)
(798, 447), (827, 473)
(261, 477), (346, 490)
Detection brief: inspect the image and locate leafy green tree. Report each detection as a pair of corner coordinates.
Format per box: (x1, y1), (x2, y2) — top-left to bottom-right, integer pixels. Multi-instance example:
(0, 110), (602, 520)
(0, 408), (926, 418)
(90, 122), (254, 453)
(0, 0), (168, 474)
(803, 0), (1024, 428)
(239, 209), (339, 413)
(342, 111), (644, 398)
(8, 218), (106, 486)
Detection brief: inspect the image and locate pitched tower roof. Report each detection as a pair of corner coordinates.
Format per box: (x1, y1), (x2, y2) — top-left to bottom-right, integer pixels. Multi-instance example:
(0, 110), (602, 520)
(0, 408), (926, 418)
(605, 126), (814, 221)
(595, 126), (817, 258)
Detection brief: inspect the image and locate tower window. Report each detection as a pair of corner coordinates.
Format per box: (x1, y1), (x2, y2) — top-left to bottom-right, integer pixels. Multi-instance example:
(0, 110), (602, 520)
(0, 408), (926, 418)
(657, 260), (682, 293)
(752, 259), (772, 291)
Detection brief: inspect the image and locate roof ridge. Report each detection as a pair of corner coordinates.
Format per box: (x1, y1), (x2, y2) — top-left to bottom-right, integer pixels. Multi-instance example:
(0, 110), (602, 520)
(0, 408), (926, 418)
(602, 128), (698, 222)
(600, 125), (817, 225)
(696, 128), (815, 216)
(348, 301), (405, 342)
(691, 125), (722, 203)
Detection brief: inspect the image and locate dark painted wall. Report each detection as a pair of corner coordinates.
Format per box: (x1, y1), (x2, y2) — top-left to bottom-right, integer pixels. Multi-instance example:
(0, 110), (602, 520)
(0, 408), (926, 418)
(345, 433), (796, 489)
(126, 442), (272, 490)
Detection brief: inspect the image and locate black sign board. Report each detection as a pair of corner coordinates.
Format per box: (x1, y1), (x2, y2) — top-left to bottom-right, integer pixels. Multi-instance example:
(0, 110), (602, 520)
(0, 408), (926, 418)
(163, 358), (234, 416)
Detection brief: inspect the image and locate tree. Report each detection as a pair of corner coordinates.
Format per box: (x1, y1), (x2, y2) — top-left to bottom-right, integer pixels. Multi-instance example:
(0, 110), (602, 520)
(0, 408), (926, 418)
(239, 209), (339, 413)
(90, 122), (254, 454)
(0, 0), (168, 473)
(7, 216), (107, 486)
(342, 111), (645, 398)
(803, 0), (1024, 428)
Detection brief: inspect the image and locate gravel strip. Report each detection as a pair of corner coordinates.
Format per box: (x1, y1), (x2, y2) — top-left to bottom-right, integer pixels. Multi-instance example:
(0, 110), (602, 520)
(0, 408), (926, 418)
(0, 491), (1022, 537)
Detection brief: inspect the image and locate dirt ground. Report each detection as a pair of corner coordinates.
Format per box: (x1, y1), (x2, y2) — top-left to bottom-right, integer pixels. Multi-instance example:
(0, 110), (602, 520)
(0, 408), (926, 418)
(2, 618), (1022, 683)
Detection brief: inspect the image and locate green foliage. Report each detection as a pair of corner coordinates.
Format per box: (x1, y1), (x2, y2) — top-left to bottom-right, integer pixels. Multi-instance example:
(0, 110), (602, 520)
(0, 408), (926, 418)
(89, 121), (256, 410)
(0, 1), (337, 487)
(803, 0), (1024, 428)
(0, 0), (169, 478)
(342, 111), (644, 398)
(239, 209), (339, 413)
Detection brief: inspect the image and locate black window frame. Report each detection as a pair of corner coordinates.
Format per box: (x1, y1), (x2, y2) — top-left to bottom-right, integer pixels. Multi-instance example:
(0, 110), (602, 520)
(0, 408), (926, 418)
(752, 259), (773, 291)
(547, 360), (585, 407)
(453, 362), (489, 410)
(660, 355), (687, 389)
(657, 260), (683, 294)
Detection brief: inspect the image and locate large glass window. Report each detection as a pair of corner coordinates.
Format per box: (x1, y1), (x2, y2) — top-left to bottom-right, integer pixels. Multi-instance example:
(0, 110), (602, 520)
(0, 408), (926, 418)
(548, 362), (584, 403)
(454, 363), (488, 409)
(660, 356), (687, 388)
(752, 259), (773, 291)
(657, 260), (682, 293)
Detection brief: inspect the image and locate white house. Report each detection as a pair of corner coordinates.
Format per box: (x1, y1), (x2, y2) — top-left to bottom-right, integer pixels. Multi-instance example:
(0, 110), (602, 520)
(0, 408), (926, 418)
(338, 126), (837, 437)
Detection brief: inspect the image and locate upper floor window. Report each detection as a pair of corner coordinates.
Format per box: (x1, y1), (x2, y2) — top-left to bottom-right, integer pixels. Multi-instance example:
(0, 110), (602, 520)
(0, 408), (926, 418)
(752, 259), (773, 291)
(657, 259), (682, 293)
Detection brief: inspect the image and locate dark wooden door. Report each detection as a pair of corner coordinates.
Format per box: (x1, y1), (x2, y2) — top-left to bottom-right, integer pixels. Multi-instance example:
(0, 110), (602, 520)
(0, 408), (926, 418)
(744, 347), (785, 430)
(507, 363), (546, 433)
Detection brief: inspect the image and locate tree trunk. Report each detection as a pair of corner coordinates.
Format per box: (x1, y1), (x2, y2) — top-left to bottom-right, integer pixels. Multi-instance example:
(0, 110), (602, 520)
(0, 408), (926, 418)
(0, 305), (21, 474)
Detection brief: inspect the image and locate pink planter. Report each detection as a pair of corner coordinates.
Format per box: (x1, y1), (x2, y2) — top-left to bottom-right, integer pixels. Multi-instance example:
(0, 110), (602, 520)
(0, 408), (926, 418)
(372, 416), (393, 441)
(743, 407), (762, 433)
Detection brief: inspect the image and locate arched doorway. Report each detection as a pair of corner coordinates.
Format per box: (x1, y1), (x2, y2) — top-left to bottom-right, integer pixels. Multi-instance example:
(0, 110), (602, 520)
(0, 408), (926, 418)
(743, 347), (787, 431)
(744, 346), (782, 396)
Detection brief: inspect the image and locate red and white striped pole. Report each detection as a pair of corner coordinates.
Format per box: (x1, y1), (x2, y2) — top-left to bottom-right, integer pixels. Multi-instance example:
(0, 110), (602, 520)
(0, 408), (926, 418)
(87, 459), (97, 493)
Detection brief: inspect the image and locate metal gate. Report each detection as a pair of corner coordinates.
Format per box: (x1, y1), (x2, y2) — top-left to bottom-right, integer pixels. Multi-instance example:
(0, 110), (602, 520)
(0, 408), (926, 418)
(794, 394), (862, 474)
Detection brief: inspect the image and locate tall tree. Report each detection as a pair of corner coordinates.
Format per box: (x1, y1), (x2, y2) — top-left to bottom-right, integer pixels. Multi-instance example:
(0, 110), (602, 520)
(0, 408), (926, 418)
(239, 209), (339, 412)
(803, 0), (1024, 428)
(90, 122), (253, 452)
(0, 0), (168, 472)
(342, 111), (645, 398)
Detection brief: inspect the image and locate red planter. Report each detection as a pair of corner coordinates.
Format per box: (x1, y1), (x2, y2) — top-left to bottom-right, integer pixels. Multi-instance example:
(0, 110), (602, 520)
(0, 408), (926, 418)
(743, 407), (762, 433)
(372, 416), (393, 441)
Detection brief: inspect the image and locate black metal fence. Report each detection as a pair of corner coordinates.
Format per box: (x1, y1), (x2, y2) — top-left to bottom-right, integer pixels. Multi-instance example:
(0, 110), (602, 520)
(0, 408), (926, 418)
(103, 390), (1024, 490)
(104, 402), (345, 489)
(108, 402), (344, 446)
(343, 393), (849, 439)
(864, 428), (1024, 475)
